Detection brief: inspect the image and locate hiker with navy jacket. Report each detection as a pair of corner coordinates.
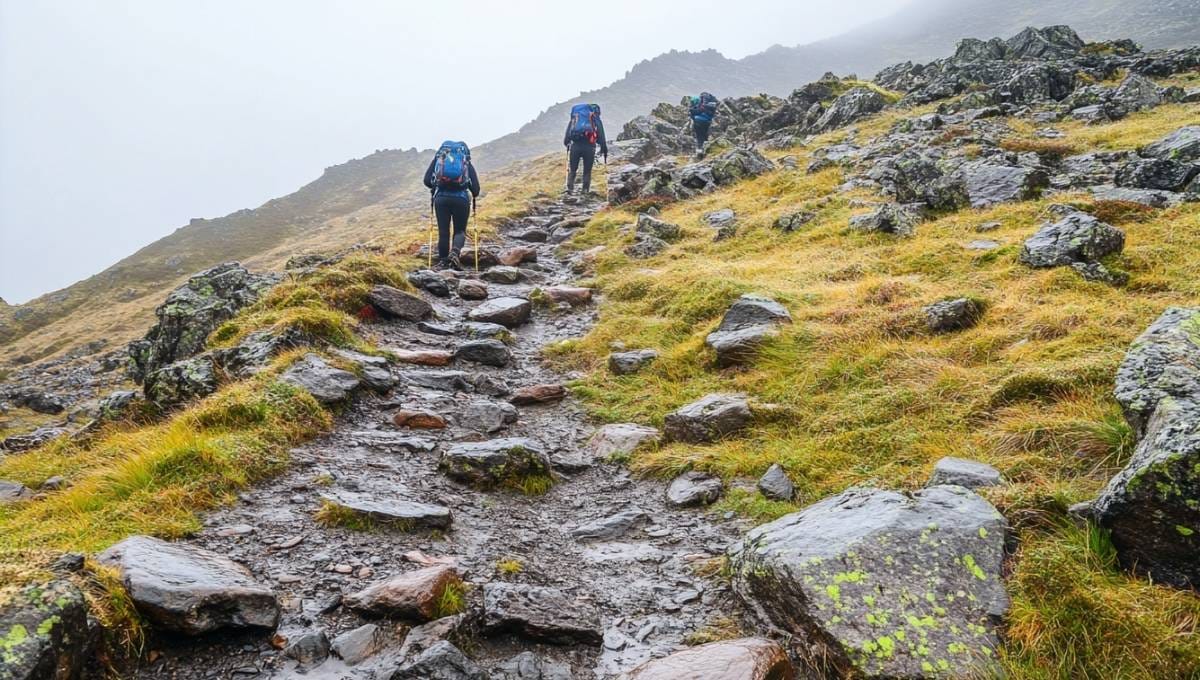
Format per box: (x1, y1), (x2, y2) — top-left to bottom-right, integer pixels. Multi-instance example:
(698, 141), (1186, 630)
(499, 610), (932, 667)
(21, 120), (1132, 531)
(424, 141), (481, 270)
(564, 103), (607, 196)
(690, 92), (719, 158)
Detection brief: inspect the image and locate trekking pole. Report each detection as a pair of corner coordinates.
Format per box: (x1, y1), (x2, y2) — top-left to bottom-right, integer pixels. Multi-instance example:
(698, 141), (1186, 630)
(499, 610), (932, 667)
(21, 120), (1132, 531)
(472, 196), (479, 273)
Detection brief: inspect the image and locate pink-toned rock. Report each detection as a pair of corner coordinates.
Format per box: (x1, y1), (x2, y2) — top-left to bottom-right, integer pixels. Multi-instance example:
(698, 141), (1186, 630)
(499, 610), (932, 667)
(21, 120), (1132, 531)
(627, 638), (794, 680)
(391, 349), (455, 367)
(392, 410), (448, 429)
(541, 286), (593, 307)
(510, 384), (567, 406)
(497, 246), (538, 266)
(457, 280), (489, 301)
(344, 565), (461, 622)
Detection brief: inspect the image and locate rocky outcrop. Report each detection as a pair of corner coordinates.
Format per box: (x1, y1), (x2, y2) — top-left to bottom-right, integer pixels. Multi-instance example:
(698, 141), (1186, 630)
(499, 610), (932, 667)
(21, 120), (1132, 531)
(0, 580), (91, 680)
(97, 535), (280, 635)
(729, 486), (1009, 678)
(1092, 307), (1200, 588)
(128, 263), (279, 385)
(608, 148), (773, 205)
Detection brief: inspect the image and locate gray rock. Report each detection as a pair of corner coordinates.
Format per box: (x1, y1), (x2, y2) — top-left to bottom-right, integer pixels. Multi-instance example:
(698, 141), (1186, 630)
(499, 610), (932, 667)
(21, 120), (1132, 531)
(757, 464), (795, 501)
(283, 629), (330, 666)
(319, 490), (452, 530)
(144, 354), (220, 407)
(709, 147), (775, 185)
(704, 209), (738, 240)
(1091, 184), (1183, 208)
(481, 266), (526, 285)
(97, 535), (280, 635)
(461, 400), (519, 433)
(408, 269), (451, 298)
(462, 322), (511, 340)
(715, 294), (792, 330)
(331, 348), (395, 394)
(664, 393), (753, 444)
(966, 239), (1000, 250)
(1019, 212), (1125, 269)
(128, 262), (280, 384)
(399, 370), (473, 393)
(392, 640), (489, 680)
(5, 389), (66, 415)
(1113, 307), (1200, 437)
(636, 213), (681, 241)
(439, 438), (551, 489)
(457, 279), (489, 301)
(280, 354), (362, 404)
(331, 623), (386, 666)
(588, 424), (661, 460)
(418, 321), (459, 337)
(468, 297), (532, 328)
(729, 485), (1009, 679)
(1143, 125), (1200, 163)
(1111, 73), (1164, 113)
(706, 295), (792, 367)
(625, 235), (669, 259)
(608, 350), (659, 375)
(928, 456), (1003, 489)
(0, 426), (70, 453)
(1070, 261), (1129, 286)
(924, 298), (984, 333)
(813, 87), (888, 132)
(570, 508), (649, 541)
(481, 583), (602, 644)
(455, 339), (512, 367)
(0, 479), (35, 503)
(666, 471), (724, 507)
(494, 652), (574, 680)
(705, 326), (780, 368)
(1116, 158), (1196, 191)
(368, 285), (433, 321)
(954, 161), (1048, 208)
(775, 210), (817, 232)
(0, 580), (90, 680)
(849, 203), (921, 237)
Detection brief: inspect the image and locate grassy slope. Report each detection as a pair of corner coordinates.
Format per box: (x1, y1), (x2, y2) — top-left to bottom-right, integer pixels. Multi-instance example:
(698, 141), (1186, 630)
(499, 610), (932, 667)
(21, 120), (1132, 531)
(551, 90), (1200, 676)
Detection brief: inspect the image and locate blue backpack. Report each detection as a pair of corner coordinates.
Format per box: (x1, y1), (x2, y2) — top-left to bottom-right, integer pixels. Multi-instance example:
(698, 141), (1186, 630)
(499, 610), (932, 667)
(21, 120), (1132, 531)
(691, 92), (718, 123)
(569, 103), (600, 144)
(433, 141), (471, 190)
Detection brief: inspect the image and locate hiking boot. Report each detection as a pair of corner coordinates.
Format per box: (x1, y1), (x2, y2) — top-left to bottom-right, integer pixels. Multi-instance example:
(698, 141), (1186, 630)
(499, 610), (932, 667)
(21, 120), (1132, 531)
(432, 258), (449, 271)
(447, 252), (464, 271)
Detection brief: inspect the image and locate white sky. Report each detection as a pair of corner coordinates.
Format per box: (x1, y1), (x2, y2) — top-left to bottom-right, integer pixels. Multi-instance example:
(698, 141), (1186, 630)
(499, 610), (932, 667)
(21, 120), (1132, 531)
(0, 0), (908, 304)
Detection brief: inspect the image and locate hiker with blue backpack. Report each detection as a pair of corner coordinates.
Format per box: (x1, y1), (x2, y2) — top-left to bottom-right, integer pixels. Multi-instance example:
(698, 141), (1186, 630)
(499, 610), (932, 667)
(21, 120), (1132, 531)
(690, 92), (719, 158)
(423, 141), (481, 270)
(564, 103), (607, 196)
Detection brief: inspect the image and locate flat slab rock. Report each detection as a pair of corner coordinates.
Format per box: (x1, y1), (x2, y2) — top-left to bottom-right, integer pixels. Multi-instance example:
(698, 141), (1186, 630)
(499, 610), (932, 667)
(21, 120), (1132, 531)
(626, 638), (795, 680)
(481, 582), (602, 645)
(666, 471), (724, 507)
(97, 535), (280, 635)
(468, 296), (532, 328)
(927, 456), (1003, 489)
(729, 485), (1009, 679)
(279, 354), (361, 404)
(368, 284), (432, 321)
(663, 393), (753, 444)
(320, 490), (452, 529)
(344, 564), (461, 621)
(608, 349), (659, 375)
(588, 423), (661, 460)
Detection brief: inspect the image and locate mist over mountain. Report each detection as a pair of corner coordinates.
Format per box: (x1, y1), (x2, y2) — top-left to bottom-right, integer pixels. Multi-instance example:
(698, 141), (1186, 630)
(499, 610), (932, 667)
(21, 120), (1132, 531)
(3, 0), (1197, 358)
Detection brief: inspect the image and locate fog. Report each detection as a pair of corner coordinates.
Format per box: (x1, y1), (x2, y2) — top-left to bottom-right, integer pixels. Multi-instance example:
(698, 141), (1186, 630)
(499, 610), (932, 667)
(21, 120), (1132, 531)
(0, 0), (909, 304)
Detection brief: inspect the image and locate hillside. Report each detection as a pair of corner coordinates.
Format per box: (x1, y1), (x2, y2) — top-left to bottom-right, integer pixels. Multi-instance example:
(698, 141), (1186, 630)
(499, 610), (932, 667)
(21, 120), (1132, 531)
(3, 0), (1198, 364)
(2, 22), (1200, 680)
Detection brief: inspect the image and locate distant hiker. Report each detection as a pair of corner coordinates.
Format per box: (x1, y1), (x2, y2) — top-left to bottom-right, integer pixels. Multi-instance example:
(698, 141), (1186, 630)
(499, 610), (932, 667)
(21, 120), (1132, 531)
(424, 140), (481, 270)
(564, 103), (607, 196)
(689, 92), (719, 158)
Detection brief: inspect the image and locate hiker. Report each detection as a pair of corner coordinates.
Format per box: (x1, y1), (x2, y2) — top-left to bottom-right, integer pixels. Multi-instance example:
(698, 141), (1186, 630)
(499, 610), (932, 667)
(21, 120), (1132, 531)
(423, 140), (481, 270)
(689, 92), (719, 158)
(564, 103), (607, 196)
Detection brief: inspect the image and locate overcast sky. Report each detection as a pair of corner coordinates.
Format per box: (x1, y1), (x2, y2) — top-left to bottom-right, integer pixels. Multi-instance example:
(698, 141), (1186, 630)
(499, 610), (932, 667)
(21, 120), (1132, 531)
(0, 0), (909, 304)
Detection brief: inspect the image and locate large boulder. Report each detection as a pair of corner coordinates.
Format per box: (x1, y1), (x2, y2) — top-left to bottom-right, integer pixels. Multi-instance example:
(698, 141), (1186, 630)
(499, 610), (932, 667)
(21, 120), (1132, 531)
(663, 393), (753, 443)
(626, 638), (795, 680)
(1115, 158), (1196, 192)
(952, 161), (1048, 208)
(705, 294), (792, 367)
(144, 354), (220, 408)
(0, 580), (91, 680)
(128, 263), (280, 384)
(1093, 308), (1200, 589)
(1005, 25), (1084, 59)
(279, 354), (361, 404)
(729, 486), (1009, 678)
(1019, 212), (1124, 269)
(97, 535), (280, 635)
(813, 87), (889, 133)
(709, 148), (775, 185)
(481, 583), (602, 644)
(1142, 125), (1200, 164)
(439, 438), (552, 489)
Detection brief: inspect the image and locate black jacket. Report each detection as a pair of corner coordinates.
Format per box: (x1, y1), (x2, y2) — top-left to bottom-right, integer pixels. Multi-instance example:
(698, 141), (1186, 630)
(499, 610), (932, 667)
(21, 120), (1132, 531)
(564, 115), (607, 153)
(424, 156), (481, 198)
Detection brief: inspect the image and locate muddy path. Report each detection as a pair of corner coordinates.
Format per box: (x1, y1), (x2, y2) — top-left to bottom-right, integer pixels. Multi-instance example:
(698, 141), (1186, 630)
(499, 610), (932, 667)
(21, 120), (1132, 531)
(127, 195), (747, 679)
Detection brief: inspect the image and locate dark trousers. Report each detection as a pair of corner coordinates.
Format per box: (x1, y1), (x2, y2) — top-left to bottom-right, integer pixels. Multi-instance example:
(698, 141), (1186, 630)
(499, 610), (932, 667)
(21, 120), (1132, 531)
(433, 193), (470, 260)
(694, 120), (712, 151)
(567, 142), (596, 194)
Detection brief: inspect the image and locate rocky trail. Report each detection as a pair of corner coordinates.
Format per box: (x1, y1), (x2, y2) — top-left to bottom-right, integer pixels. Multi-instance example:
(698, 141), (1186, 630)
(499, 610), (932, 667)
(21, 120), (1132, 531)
(123, 195), (747, 680)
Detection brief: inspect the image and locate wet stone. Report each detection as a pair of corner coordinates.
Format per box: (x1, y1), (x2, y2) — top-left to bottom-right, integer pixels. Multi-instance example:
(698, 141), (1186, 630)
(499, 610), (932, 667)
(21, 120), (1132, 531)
(319, 490), (452, 530)
(540, 286), (593, 307)
(368, 285), (432, 321)
(460, 399), (519, 433)
(608, 349), (659, 375)
(480, 266), (526, 285)
(666, 471), (724, 507)
(455, 339), (512, 367)
(330, 623), (387, 666)
(462, 322), (511, 340)
(282, 629), (330, 667)
(468, 297), (532, 328)
(344, 564), (461, 621)
(417, 321), (458, 337)
(757, 464), (795, 501)
(457, 279), (489, 301)
(97, 535), (280, 635)
(626, 638), (794, 680)
(494, 652), (574, 680)
(570, 508), (649, 541)
(439, 438), (551, 489)
(400, 370), (473, 392)
(481, 583), (603, 645)
(663, 393), (753, 444)
(392, 348), (456, 366)
(408, 269), (451, 298)
(391, 640), (488, 680)
(497, 246), (538, 266)
(0, 580), (90, 680)
(510, 384), (567, 406)
(588, 423), (661, 460)
(392, 409), (448, 429)
(928, 456), (1004, 489)
(279, 354), (361, 404)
